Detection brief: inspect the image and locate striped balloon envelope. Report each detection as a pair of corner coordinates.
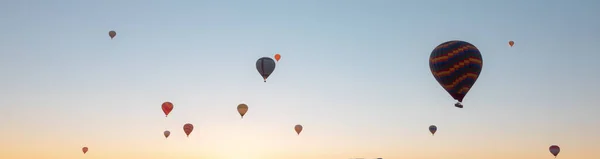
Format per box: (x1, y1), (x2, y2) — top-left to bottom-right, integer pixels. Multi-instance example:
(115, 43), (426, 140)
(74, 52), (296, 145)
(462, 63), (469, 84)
(429, 40), (483, 108)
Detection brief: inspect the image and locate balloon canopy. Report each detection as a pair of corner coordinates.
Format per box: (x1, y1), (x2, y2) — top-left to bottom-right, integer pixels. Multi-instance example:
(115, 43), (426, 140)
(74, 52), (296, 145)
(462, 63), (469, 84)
(237, 103), (249, 118)
(429, 40), (483, 108)
(256, 57), (277, 82)
(108, 30), (116, 39)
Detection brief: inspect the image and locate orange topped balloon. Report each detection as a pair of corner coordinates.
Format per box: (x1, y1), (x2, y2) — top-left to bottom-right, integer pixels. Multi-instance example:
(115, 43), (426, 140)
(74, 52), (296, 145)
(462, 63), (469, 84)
(274, 53), (281, 62)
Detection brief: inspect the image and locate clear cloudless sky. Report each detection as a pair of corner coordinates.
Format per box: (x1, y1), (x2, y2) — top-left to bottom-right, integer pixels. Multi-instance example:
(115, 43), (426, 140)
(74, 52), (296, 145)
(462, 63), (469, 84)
(1, 0), (599, 159)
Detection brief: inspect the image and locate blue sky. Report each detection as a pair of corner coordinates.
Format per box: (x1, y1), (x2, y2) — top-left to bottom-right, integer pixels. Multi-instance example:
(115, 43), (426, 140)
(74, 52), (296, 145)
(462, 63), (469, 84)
(0, 0), (599, 158)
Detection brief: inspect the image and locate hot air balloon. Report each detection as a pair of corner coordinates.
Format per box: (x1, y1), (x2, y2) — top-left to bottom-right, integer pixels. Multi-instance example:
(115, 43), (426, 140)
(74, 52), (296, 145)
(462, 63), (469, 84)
(549, 145), (560, 158)
(164, 130), (171, 138)
(183, 123), (194, 137)
(82, 147), (88, 154)
(274, 54), (281, 62)
(429, 125), (437, 136)
(237, 103), (248, 118)
(108, 30), (116, 39)
(429, 40), (483, 108)
(509, 41), (514, 47)
(162, 102), (174, 117)
(256, 57), (276, 82)
(294, 124), (303, 135)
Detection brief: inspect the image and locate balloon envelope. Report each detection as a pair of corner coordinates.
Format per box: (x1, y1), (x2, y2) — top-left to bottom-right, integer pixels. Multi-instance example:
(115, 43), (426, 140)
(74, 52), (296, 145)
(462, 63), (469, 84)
(183, 123), (194, 137)
(294, 124), (303, 135)
(82, 147), (88, 154)
(164, 130), (171, 138)
(162, 102), (174, 117)
(549, 145), (560, 157)
(108, 30), (116, 39)
(509, 41), (514, 47)
(274, 54), (281, 61)
(237, 103), (248, 118)
(429, 125), (437, 135)
(256, 57), (276, 82)
(429, 40), (483, 103)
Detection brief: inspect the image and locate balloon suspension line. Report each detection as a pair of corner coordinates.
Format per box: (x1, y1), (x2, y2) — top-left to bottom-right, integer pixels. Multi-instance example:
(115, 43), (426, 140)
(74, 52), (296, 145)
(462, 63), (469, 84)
(164, 116), (169, 130)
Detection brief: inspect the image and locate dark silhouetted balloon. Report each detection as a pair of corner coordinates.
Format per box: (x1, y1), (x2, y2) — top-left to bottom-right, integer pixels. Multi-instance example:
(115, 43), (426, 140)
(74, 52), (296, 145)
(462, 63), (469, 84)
(549, 145), (560, 158)
(429, 40), (483, 108)
(108, 31), (116, 39)
(256, 57), (276, 82)
(429, 125), (437, 136)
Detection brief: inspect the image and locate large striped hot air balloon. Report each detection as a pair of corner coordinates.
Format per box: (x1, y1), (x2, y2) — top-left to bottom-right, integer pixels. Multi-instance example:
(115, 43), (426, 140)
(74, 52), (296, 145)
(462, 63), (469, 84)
(429, 40), (483, 108)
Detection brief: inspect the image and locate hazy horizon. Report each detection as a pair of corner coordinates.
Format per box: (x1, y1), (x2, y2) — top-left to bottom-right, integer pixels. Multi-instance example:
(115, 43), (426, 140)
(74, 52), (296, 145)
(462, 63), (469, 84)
(1, 0), (599, 159)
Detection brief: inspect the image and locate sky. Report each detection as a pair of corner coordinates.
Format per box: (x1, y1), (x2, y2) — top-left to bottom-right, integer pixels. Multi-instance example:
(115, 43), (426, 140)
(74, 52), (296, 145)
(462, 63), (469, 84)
(0, 0), (599, 159)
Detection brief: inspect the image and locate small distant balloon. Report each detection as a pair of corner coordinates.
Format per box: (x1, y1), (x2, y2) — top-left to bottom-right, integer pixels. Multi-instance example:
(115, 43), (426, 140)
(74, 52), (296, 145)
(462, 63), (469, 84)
(164, 130), (171, 138)
(256, 57), (277, 82)
(162, 102), (174, 117)
(429, 125), (437, 136)
(549, 145), (560, 158)
(509, 41), (515, 47)
(274, 54), (281, 62)
(82, 147), (88, 154)
(237, 103), (249, 119)
(183, 123), (194, 137)
(294, 124), (303, 135)
(108, 30), (116, 39)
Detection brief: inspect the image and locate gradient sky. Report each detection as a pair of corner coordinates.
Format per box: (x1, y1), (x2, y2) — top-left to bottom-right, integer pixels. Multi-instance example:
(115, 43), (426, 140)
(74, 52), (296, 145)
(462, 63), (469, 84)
(1, 0), (599, 159)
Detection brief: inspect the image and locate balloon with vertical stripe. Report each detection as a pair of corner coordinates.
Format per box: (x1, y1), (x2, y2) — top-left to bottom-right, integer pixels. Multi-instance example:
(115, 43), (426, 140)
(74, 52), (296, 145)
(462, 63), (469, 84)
(256, 57), (276, 82)
(429, 40), (483, 106)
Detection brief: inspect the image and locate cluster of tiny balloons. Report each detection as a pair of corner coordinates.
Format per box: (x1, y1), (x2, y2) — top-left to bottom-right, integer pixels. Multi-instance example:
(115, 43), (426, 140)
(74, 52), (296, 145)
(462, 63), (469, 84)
(80, 31), (560, 158)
